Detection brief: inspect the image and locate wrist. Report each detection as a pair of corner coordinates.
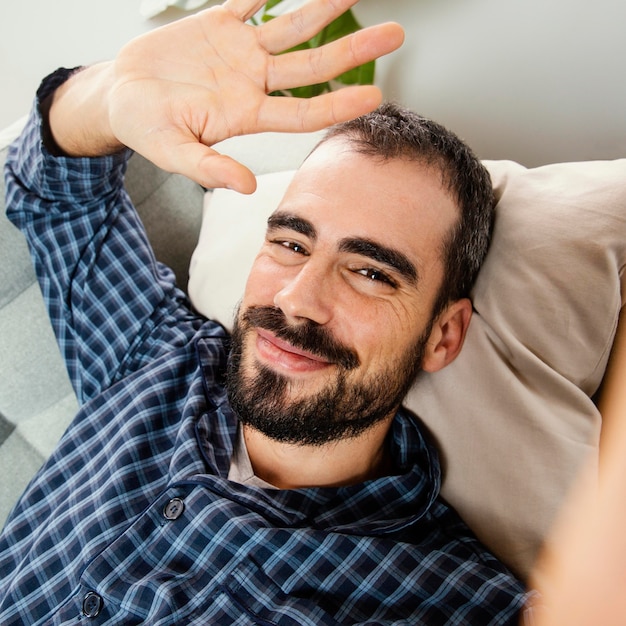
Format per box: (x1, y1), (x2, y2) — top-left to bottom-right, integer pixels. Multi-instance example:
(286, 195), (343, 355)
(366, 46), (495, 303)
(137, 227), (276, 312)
(43, 63), (125, 157)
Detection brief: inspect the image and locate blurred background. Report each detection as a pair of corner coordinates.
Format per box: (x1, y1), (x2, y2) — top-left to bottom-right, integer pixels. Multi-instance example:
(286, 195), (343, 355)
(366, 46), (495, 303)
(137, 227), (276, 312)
(2, 0), (625, 166)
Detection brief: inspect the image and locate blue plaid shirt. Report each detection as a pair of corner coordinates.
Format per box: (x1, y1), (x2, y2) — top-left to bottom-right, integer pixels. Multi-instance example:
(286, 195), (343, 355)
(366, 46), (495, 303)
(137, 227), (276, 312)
(0, 73), (529, 625)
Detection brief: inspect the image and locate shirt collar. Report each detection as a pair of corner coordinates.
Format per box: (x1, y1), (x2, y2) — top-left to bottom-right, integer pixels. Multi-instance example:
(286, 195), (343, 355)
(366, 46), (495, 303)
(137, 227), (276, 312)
(185, 335), (442, 535)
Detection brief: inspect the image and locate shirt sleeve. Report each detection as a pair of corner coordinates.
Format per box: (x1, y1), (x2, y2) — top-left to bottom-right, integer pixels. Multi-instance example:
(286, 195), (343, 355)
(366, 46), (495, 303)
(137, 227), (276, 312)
(4, 69), (206, 404)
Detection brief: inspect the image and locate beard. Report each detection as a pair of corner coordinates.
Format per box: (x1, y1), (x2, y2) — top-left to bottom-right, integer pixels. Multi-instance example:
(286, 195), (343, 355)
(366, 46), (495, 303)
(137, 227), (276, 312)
(226, 306), (432, 447)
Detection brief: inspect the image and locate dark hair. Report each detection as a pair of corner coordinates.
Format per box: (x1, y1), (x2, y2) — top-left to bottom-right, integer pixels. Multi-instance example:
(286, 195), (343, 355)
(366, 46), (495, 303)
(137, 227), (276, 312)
(319, 102), (494, 318)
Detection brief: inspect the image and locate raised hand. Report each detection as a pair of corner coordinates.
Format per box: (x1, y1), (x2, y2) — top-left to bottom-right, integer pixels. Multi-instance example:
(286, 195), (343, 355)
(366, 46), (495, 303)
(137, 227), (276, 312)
(49, 0), (404, 191)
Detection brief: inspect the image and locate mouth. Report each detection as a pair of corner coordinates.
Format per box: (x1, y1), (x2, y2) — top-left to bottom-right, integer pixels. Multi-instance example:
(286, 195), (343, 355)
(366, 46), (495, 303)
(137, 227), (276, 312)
(255, 328), (333, 374)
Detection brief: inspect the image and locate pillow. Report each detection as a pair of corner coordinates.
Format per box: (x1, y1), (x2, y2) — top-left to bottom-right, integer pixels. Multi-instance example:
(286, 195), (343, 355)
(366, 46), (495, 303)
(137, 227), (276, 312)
(189, 170), (294, 325)
(188, 140), (626, 579)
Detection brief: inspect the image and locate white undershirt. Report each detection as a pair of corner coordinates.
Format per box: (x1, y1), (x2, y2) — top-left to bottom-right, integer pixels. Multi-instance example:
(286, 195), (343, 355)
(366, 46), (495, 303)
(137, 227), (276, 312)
(227, 424), (278, 489)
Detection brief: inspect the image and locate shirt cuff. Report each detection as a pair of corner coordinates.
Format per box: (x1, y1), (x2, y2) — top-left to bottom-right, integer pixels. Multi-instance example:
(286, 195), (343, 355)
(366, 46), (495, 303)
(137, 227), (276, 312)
(37, 66), (84, 157)
(6, 69), (133, 213)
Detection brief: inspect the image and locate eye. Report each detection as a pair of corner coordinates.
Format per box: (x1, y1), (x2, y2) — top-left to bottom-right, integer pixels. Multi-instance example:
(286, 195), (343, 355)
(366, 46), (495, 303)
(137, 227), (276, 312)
(270, 238), (310, 256)
(353, 267), (398, 288)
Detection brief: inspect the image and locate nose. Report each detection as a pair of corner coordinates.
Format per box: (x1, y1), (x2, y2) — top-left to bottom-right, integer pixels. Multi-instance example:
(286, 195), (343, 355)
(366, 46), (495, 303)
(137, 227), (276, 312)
(273, 261), (334, 325)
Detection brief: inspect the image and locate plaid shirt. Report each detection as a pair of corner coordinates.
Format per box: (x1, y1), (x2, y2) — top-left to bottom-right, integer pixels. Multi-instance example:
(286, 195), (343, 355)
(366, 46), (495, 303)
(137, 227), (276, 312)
(0, 72), (529, 625)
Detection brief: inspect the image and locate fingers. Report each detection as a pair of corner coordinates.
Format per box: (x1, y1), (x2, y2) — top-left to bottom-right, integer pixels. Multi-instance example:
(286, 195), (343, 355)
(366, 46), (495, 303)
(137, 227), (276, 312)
(267, 22), (404, 93)
(256, 84), (383, 133)
(154, 140), (258, 193)
(150, 85), (383, 186)
(225, 0), (404, 61)
(109, 0), (404, 188)
(221, 0), (266, 22)
(223, 0), (363, 51)
(259, 0), (362, 54)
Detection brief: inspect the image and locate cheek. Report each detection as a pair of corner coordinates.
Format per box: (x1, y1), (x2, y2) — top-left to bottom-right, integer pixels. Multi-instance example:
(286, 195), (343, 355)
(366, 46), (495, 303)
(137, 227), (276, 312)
(242, 255), (284, 306)
(341, 305), (395, 366)
(352, 301), (427, 368)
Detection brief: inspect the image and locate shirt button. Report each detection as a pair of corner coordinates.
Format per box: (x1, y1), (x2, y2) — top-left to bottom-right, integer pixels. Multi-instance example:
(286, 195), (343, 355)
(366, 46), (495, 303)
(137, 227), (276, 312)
(82, 591), (103, 618)
(163, 497), (185, 520)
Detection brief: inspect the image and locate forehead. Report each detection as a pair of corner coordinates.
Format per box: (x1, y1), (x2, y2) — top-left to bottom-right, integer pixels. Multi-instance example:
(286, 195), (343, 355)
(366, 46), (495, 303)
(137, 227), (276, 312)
(275, 139), (459, 270)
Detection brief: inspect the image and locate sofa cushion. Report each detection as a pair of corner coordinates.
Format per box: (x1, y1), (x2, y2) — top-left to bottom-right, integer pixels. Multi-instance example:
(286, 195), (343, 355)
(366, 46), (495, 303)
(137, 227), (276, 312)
(127, 153), (205, 293)
(0, 140), (79, 526)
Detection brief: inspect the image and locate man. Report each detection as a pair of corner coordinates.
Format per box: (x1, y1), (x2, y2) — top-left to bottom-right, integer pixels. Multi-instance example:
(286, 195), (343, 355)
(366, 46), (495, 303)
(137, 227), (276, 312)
(0, 0), (531, 623)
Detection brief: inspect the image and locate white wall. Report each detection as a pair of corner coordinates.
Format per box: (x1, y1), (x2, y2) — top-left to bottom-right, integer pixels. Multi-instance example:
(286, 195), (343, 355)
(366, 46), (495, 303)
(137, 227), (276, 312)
(354, 0), (626, 167)
(0, 0), (182, 129)
(2, 0), (625, 166)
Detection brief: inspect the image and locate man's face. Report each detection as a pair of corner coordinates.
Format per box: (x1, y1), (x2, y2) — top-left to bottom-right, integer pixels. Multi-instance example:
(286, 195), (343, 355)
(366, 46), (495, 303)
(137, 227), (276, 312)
(226, 139), (459, 445)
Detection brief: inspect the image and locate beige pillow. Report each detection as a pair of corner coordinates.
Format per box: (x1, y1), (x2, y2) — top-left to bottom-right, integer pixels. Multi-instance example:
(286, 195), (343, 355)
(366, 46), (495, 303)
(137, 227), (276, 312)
(188, 155), (626, 580)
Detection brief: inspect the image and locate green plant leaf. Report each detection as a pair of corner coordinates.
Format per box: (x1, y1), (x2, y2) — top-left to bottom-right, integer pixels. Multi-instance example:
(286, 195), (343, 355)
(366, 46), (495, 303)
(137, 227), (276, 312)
(264, 0), (283, 11)
(313, 6), (361, 46)
(337, 60), (375, 86)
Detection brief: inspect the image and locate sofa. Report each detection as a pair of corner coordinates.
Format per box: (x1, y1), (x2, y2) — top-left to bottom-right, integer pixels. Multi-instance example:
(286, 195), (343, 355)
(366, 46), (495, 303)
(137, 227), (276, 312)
(1, 113), (625, 583)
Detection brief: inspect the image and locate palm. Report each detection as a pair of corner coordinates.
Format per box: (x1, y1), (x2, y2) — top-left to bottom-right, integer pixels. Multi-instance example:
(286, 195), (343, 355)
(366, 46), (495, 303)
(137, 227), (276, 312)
(107, 0), (404, 191)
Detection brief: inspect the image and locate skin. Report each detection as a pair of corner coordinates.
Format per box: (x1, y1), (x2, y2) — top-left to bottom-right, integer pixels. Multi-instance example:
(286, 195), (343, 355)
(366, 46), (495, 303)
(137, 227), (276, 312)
(47, 0), (405, 191)
(238, 138), (472, 488)
(528, 309), (626, 624)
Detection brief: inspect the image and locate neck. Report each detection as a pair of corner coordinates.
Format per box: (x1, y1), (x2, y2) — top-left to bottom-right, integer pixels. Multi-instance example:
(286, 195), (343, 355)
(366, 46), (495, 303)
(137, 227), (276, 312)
(242, 417), (395, 489)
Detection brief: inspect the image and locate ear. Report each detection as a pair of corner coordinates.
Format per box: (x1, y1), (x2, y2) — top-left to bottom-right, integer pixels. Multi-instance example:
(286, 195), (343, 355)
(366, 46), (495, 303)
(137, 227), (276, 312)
(421, 298), (472, 373)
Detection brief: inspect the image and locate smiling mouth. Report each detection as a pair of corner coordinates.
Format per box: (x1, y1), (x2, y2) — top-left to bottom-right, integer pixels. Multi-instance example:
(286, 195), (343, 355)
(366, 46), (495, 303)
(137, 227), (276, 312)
(255, 328), (333, 373)
(241, 306), (359, 371)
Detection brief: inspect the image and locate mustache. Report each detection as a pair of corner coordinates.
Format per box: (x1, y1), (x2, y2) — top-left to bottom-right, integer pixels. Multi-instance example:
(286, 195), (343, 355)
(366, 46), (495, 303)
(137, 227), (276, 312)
(241, 306), (359, 371)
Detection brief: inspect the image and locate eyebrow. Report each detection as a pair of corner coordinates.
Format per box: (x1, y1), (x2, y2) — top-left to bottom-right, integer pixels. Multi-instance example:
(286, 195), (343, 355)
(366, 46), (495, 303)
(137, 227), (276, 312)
(338, 238), (418, 285)
(267, 211), (418, 285)
(267, 212), (317, 240)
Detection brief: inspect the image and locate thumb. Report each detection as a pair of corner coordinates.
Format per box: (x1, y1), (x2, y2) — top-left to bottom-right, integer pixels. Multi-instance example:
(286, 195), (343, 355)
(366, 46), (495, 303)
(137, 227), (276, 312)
(148, 141), (258, 193)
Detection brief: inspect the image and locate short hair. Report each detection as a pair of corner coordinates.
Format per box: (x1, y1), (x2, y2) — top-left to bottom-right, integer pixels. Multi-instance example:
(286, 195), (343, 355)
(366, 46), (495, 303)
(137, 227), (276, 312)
(319, 102), (494, 318)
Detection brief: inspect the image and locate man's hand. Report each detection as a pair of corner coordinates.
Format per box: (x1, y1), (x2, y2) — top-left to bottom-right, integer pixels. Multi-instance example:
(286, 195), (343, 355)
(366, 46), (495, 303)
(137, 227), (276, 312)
(527, 311), (626, 625)
(48, 0), (404, 192)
